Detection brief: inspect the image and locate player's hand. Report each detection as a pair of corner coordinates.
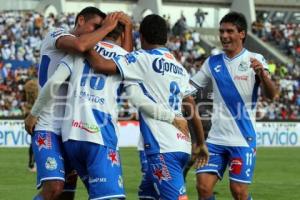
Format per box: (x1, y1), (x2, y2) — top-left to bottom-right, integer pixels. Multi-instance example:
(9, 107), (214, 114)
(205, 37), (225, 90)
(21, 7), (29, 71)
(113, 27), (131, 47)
(172, 117), (189, 137)
(250, 57), (264, 76)
(193, 144), (209, 169)
(101, 12), (121, 32)
(118, 13), (133, 28)
(24, 114), (38, 135)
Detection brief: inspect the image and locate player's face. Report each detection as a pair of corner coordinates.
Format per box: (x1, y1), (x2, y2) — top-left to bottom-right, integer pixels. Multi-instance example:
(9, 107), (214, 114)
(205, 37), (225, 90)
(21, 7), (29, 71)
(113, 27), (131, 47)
(219, 22), (245, 56)
(77, 15), (103, 35)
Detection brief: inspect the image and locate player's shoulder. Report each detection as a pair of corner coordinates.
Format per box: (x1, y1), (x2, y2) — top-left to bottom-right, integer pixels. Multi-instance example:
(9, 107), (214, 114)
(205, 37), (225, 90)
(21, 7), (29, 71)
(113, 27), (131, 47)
(47, 27), (70, 38)
(96, 41), (128, 56)
(246, 50), (265, 61)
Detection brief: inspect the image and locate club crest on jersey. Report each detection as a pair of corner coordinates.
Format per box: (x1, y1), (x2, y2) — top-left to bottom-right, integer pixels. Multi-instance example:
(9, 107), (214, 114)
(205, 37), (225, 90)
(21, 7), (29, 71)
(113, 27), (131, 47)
(35, 133), (52, 151)
(238, 61), (248, 71)
(108, 149), (120, 166)
(45, 157), (57, 171)
(152, 58), (184, 76)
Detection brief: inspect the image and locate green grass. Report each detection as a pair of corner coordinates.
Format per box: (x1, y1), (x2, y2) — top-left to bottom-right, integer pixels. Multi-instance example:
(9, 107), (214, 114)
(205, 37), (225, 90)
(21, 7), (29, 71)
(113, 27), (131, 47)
(0, 147), (300, 199)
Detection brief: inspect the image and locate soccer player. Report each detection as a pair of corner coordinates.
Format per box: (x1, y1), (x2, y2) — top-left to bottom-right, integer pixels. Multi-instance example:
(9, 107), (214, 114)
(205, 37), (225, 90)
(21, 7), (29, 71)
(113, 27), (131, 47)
(85, 14), (209, 200)
(24, 7), (122, 200)
(190, 12), (277, 200)
(27, 17), (189, 199)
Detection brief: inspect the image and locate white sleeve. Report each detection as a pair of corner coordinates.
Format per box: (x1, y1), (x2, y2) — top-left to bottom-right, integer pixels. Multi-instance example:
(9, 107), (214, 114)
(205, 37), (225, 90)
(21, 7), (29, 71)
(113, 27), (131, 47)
(112, 51), (145, 81)
(30, 56), (74, 116)
(183, 82), (197, 98)
(190, 58), (211, 89)
(256, 54), (269, 71)
(125, 84), (175, 123)
(48, 28), (75, 49)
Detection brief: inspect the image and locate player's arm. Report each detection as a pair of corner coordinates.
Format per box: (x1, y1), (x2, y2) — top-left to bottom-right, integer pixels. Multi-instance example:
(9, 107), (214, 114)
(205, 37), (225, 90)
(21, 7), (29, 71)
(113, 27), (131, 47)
(24, 56), (74, 134)
(56, 13), (120, 54)
(250, 57), (277, 100)
(85, 49), (118, 74)
(125, 84), (189, 136)
(119, 13), (133, 52)
(182, 95), (209, 168)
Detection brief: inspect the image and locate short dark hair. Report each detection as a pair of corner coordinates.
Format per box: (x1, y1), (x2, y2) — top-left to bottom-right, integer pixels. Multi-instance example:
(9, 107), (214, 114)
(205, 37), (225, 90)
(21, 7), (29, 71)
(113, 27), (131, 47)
(107, 22), (125, 40)
(75, 7), (106, 25)
(220, 12), (247, 42)
(139, 14), (167, 45)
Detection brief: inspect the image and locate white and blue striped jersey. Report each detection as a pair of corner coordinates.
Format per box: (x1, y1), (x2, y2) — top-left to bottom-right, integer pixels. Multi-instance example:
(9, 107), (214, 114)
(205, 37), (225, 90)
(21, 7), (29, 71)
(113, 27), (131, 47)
(35, 28), (74, 134)
(61, 41), (128, 149)
(190, 49), (268, 148)
(113, 48), (194, 155)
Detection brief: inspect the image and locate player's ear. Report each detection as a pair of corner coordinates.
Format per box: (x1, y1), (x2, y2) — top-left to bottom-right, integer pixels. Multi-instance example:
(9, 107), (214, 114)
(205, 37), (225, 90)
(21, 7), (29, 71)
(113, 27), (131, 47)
(240, 30), (246, 42)
(77, 15), (85, 26)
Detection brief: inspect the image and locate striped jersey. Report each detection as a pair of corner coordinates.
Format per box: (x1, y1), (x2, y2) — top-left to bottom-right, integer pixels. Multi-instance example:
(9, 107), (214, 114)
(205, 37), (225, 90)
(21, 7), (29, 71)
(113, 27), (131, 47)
(113, 47), (194, 155)
(35, 28), (74, 134)
(190, 48), (268, 148)
(61, 41), (128, 149)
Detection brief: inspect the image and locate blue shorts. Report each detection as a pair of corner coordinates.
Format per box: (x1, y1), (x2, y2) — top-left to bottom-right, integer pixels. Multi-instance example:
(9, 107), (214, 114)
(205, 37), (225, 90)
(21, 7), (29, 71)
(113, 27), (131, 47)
(139, 151), (189, 200)
(196, 143), (256, 184)
(32, 131), (77, 191)
(138, 151), (160, 200)
(64, 140), (125, 200)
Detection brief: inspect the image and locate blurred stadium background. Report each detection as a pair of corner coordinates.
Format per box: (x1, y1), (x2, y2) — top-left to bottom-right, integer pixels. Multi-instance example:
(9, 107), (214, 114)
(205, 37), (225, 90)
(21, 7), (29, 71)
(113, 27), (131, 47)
(0, 0), (299, 199)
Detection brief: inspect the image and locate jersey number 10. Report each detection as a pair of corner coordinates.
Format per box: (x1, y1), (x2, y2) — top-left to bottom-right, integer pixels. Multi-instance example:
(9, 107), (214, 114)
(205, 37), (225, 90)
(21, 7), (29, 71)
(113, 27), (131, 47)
(80, 60), (106, 90)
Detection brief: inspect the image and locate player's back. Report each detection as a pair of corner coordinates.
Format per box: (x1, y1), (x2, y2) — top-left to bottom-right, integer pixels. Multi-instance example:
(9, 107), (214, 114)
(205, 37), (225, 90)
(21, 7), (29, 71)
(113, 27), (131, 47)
(36, 28), (74, 134)
(62, 41), (128, 149)
(116, 48), (193, 155)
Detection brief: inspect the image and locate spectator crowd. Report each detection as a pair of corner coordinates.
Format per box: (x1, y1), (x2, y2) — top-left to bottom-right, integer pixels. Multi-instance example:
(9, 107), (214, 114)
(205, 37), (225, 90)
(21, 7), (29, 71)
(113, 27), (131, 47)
(0, 10), (299, 120)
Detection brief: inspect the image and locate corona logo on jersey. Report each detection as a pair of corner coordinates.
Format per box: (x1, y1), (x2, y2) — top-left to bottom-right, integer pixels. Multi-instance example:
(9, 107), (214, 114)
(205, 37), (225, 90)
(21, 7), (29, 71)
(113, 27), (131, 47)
(35, 132), (52, 151)
(152, 58), (184, 76)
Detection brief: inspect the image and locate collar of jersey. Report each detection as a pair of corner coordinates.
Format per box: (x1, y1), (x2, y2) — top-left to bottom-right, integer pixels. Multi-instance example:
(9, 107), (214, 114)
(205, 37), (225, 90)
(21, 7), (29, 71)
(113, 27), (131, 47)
(102, 39), (116, 45)
(144, 47), (169, 55)
(223, 48), (247, 62)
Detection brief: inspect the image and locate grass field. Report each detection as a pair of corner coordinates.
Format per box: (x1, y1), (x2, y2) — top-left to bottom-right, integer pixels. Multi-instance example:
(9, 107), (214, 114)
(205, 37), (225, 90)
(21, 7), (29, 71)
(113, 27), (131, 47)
(0, 147), (300, 200)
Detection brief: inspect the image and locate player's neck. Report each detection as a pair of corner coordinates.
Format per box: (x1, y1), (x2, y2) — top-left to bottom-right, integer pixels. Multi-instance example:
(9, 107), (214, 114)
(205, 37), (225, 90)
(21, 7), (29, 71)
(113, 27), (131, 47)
(224, 46), (244, 59)
(142, 44), (164, 50)
(70, 29), (79, 37)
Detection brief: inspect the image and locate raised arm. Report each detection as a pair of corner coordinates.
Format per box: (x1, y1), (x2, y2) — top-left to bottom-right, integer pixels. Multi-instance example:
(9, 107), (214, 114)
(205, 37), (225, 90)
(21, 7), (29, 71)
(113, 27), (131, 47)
(250, 57), (277, 100)
(125, 84), (189, 135)
(56, 13), (120, 54)
(85, 49), (118, 74)
(182, 95), (209, 168)
(24, 56), (74, 134)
